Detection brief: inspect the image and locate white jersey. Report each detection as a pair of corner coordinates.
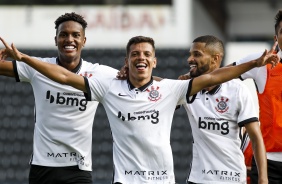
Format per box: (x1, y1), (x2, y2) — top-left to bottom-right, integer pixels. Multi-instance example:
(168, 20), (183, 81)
(184, 79), (258, 184)
(85, 76), (191, 184)
(235, 50), (282, 162)
(14, 57), (117, 171)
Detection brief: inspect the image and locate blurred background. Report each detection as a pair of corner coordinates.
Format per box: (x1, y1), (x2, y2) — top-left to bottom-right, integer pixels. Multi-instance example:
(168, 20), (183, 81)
(0, 0), (281, 183)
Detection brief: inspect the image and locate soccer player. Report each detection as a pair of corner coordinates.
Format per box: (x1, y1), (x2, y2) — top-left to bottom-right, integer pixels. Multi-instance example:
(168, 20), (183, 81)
(0, 12), (117, 184)
(0, 35), (279, 184)
(181, 35), (268, 184)
(231, 9), (282, 184)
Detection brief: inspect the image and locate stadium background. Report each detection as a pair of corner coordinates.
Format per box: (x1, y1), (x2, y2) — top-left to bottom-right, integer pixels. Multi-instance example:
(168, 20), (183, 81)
(0, 0), (281, 183)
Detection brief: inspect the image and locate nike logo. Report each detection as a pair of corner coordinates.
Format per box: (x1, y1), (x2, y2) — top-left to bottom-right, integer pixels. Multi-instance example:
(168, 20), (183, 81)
(118, 93), (128, 97)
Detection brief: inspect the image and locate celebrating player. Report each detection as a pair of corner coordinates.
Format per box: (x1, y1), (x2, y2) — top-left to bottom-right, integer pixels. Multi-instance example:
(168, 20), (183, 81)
(0, 12), (117, 184)
(181, 35), (268, 184)
(0, 35), (279, 184)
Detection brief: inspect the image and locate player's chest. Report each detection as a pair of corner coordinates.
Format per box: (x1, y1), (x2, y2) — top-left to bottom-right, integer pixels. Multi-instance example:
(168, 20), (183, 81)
(192, 92), (238, 118)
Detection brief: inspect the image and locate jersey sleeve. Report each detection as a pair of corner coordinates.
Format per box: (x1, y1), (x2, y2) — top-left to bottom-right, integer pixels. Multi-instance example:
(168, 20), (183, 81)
(90, 64), (118, 78)
(13, 57), (51, 83)
(234, 52), (267, 93)
(13, 59), (37, 82)
(235, 52), (265, 80)
(99, 65), (118, 77)
(237, 82), (259, 127)
(84, 73), (114, 102)
(164, 79), (190, 105)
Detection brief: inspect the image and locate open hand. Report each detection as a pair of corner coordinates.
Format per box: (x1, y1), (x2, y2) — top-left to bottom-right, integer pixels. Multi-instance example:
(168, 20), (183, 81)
(116, 65), (128, 80)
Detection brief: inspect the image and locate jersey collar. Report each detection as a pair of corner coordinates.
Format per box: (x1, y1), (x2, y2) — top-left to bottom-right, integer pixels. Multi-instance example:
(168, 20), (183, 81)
(56, 58), (82, 74)
(201, 84), (222, 95)
(127, 77), (154, 92)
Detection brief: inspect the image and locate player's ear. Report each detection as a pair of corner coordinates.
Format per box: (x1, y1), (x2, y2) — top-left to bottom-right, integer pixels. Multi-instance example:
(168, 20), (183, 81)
(274, 35), (278, 42)
(125, 57), (129, 67)
(153, 57), (157, 68)
(55, 36), (57, 46)
(212, 54), (220, 66)
(83, 37), (86, 47)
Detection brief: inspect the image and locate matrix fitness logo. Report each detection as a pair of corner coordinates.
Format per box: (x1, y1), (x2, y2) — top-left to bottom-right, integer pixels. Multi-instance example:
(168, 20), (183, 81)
(47, 151), (89, 167)
(46, 91), (87, 111)
(125, 170), (169, 181)
(202, 169), (241, 182)
(215, 96), (229, 113)
(146, 86), (162, 102)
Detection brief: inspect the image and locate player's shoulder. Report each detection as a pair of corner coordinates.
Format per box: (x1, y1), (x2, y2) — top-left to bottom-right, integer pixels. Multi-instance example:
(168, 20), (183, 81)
(235, 51), (264, 64)
(225, 78), (245, 86)
(160, 78), (189, 83)
(81, 59), (99, 68)
(225, 79), (249, 92)
(34, 57), (57, 63)
(82, 60), (117, 72)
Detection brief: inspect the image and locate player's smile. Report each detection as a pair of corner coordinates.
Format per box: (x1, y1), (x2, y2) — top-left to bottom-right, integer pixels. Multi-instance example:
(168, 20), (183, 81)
(63, 45), (76, 52)
(135, 62), (147, 71)
(125, 42), (157, 88)
(189, 64), (197, 72)
(55, 20), (86, 62)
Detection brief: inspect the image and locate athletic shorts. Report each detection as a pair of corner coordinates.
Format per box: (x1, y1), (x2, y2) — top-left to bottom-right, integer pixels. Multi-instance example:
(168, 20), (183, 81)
(250, 156), (282, 184)
(29, 165), (92, 184)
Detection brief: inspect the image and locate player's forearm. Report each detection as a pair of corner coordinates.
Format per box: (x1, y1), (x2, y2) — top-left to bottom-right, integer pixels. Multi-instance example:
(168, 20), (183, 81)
(209, 60), (257, 84)
(0, 61), (15, 77)
(252, 139), (268, 184)
(21, 54), (69, 84)
(190, 60), (257, 95)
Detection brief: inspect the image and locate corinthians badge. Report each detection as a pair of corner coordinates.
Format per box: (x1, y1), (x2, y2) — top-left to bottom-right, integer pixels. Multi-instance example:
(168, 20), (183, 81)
(80, 72), (93, 78)
(215, 97), (229, 113)
(147, 86), (162, 102)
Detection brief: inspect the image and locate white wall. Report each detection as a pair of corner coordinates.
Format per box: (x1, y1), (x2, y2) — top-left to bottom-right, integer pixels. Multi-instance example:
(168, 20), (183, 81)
(0, 0), (192, 49)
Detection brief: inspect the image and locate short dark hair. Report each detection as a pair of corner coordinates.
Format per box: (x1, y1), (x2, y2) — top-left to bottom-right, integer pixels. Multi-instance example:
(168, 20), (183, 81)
(54, 12), (87, 31)
(274, 10), (282, 35)
(126, 36), (155, 56)
(193, 35), (224, 56)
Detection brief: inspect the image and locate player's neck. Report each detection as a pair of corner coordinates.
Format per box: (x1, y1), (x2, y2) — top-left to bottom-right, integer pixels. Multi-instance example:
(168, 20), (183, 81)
(57, 57), (81, 71)
(128, 77), (151, 89)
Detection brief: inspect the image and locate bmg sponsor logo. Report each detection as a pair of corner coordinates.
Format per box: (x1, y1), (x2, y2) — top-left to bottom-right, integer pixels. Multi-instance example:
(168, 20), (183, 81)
(117, 110), (159, 124)
(46, 91), (87, 111)
(198, 117), (229, 135)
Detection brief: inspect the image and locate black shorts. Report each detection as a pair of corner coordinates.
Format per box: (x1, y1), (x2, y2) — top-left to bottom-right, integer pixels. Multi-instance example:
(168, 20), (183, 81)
(250, 156), (282, 184)
(29, 165), (92, 184)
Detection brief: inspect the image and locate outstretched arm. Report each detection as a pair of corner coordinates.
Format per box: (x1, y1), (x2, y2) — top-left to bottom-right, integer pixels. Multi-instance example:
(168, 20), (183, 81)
(0, 60), (14, 77)
(0, 37), (86, 92)
(0, 47), (16, 77)
(189, 42), (279, 96)
(245, 122), (268, 184)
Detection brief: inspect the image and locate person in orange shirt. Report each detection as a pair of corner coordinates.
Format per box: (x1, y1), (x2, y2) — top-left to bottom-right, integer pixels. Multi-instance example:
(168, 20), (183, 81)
(233, 9), (282, 184)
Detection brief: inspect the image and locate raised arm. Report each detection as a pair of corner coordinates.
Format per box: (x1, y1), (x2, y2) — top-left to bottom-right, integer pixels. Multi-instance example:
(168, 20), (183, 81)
(0, 37), (86, 92)
(189, 42), (279, 96)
